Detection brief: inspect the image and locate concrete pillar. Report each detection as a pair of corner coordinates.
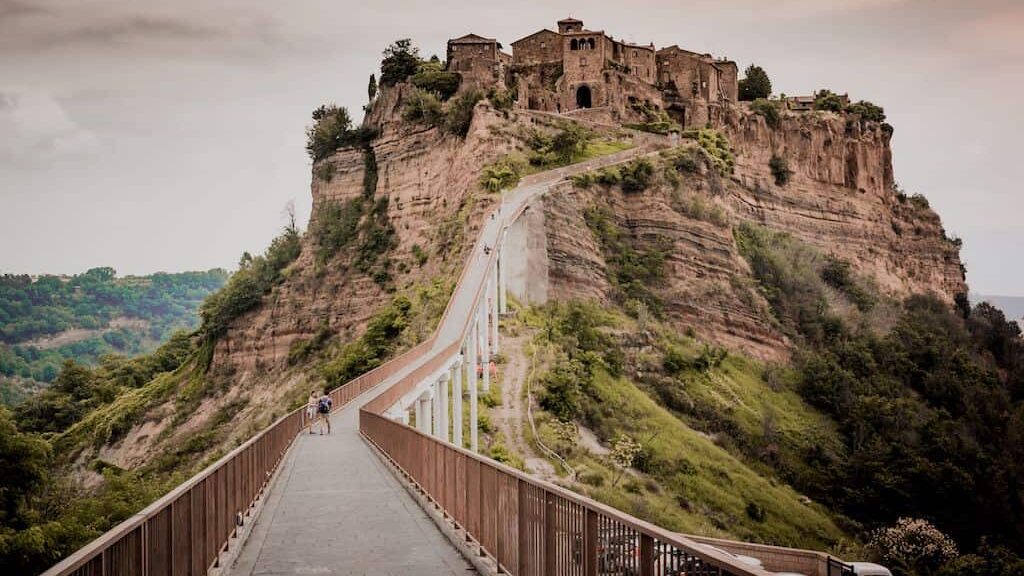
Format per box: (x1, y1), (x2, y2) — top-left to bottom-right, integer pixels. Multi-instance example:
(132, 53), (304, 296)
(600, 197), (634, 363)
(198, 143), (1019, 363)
(452, 358), (463, 448)
(400, 409), (409, 426)
(498, 238), (509, 315)
(438, 372), (450, 443)
(490, 269), (500, 356)
(467, 324), (479, 453)
(432, 379), (442, 438)
(416, 391), (432, 435)
(479, 302), (490, 393)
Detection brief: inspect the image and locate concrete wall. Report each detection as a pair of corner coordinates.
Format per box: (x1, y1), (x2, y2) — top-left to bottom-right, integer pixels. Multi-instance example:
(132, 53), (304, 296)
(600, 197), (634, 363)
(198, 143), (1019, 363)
(504, 199), (549, 305)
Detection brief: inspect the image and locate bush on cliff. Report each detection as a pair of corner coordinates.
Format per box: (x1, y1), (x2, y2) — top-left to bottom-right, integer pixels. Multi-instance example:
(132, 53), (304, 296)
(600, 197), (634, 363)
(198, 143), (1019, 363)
(410, 70), (461, 100)
(305, 104), (377, 161)
(199, 225), (301, 341)
(847, 100), (886, 123)
(739, 64), (772, 101)
(813, 90), (846, 113)
(403, 87), (482, 137)
(750, 98), (781, 128)
(380, 39), (421, 86)
(769, 154), (792, 186)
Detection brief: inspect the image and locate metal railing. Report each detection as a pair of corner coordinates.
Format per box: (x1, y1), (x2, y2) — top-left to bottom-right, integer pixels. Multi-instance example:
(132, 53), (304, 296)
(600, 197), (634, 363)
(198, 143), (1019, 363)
(40, 336), (435, 576)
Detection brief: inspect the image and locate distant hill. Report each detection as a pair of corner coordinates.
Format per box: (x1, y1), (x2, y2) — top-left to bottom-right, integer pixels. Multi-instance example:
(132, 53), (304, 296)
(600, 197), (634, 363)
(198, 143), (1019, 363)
(0, 267), (227, 405)
(972, 293), (1024, 323)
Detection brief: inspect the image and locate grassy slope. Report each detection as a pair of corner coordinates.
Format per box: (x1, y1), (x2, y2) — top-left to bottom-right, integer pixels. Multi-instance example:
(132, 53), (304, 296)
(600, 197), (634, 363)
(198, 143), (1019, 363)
(507, 304), (849, 551)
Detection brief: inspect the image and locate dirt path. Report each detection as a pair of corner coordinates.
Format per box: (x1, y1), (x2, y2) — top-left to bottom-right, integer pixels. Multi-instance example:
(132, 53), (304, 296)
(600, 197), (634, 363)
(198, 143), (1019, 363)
(493, 333), (557, 480)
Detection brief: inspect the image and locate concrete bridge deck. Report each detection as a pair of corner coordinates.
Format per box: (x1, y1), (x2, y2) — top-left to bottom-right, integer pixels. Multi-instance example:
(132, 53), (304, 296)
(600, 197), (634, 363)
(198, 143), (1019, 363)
(226, 394), (472, 576)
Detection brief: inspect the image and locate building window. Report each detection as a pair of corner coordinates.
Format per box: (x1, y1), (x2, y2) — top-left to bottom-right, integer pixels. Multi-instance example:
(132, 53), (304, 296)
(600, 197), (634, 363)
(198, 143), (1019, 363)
(540, 42), (546, 48)
(580, 57), (587, 66)
(570, 38), (579, 50)
(588, 38), (596, 50)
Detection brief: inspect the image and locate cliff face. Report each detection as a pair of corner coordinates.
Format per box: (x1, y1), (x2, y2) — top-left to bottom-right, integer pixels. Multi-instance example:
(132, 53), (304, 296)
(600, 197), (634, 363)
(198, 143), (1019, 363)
(539, 108), (965, 360)
(212, 87), (517, 377)
(723, 110), (965, 302)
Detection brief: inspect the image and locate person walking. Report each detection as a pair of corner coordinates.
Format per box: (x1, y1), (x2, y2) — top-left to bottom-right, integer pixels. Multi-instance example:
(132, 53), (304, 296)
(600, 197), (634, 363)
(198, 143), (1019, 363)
(316, 389), (333, 435)
(306, 390), (319, 434)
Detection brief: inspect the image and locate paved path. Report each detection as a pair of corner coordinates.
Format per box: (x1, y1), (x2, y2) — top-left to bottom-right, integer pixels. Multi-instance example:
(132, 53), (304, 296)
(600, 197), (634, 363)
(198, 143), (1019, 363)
(227, 397), (473, 576)
(227, 143), (655, 576)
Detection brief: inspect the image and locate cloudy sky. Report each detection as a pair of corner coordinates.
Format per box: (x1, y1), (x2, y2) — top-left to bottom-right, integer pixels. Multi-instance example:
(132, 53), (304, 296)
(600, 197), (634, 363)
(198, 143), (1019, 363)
(1, 0), (1021, 295)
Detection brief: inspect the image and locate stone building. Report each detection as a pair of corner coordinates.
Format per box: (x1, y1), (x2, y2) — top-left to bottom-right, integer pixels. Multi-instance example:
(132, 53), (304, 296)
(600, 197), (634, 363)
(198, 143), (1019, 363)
(446, 34), (510, 90)
(446, 17), (739, 128)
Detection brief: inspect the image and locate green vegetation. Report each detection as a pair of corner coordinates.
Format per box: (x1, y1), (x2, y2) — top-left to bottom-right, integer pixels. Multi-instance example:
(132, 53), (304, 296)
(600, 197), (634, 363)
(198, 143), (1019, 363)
(813, 89), (846, 113)
(0, 269), (226, 404)
(367, 73), (377, 101)
(198, 225), (301, 342)
(735, 221), (1024, 568)
(812, 90), (887, 123)
(750, 98), (781, 128)
(525, 302), (847, 548)
(738, 64), (772, 101)
(305, 104), (377, 161)
(403, 87), (483, 137)
(769, 154), (792, 186)
(625, 102), (681, 135)
(379, 39), (421, 86)
(480, 157), (523, 193)
(687, 128), (734, 175)
(410, 69), (461, 100)
(584, 206), (671, 316)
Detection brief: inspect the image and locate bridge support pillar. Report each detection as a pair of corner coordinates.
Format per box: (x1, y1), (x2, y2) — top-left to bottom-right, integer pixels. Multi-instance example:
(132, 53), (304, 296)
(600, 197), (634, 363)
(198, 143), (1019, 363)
(452, 357), (463, 448)
(498, 239), (508, 315)
(479, 303), (490, 393)
(468, 321), (480, 453)
(416, 390), (433, 435)
(489, 270), (500, 356)
(437, 372), (450, 442)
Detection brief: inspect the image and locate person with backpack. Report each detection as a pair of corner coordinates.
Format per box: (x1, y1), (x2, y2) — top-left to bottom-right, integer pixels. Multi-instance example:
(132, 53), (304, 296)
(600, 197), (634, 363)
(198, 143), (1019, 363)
(316, 390), (333, 435)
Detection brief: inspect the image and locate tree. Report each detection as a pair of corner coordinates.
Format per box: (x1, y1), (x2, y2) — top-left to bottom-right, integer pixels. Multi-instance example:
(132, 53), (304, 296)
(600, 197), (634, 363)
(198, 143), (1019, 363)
(0, 407), (51, 525)
(367, 73), (377, 102)
(738, 64), (772, 101)
(380, 39), (421, 86)
(813, 89), (846, 112)
(609, 434), (641, 487)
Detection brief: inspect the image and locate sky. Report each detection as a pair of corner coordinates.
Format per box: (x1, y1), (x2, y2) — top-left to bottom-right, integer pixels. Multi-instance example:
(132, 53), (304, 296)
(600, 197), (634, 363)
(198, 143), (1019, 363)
(0, 0), (1021, 295)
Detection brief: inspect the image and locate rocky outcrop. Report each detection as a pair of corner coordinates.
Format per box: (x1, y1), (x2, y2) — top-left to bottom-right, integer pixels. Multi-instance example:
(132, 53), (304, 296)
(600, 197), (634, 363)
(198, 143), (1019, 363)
(212, 88), (520, 376)
(723, 109), (965, 302)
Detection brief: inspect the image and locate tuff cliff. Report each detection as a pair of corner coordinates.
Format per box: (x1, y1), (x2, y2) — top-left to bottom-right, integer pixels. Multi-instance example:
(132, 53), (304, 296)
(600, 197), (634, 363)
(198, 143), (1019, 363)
(538, 108), (965, 359)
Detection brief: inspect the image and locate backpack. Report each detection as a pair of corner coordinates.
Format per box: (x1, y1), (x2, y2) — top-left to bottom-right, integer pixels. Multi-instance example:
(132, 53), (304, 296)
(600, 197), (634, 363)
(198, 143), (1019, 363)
(317, 397), (331, 414)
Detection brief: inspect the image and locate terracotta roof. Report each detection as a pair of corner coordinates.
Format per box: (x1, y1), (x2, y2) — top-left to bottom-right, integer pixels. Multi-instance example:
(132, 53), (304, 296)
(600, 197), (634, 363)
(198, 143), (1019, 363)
(558, 17), (583, 23)
(449, 33), (496, 44)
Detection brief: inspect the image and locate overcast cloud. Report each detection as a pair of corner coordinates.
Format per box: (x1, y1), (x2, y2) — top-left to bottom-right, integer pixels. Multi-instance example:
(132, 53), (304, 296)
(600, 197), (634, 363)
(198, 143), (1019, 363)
(0, 0), (1021, 295)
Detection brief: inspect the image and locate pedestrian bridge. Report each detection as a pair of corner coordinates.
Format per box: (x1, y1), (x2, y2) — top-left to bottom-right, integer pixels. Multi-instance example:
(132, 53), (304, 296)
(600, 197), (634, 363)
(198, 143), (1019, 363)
(41, 134), (855, 576)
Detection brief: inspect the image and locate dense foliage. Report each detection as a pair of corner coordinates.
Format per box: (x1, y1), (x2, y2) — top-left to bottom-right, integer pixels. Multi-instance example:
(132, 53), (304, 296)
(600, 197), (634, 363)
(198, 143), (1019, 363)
(198, 226), (301, 342)
(738, 64), (772, 101)
(735, 222), (1024, 569)
(380, 39), (421, 86)
(0, 269), (225, 403)
(403, 87), (483, 137)
(584, 206), (671, 316)
(750, 98), (781, 128)
(305, 104), (377, 161)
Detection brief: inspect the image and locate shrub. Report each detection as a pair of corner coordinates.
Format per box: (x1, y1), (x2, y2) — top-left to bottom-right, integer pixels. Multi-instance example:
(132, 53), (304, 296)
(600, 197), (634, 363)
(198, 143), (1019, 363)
(380, 39), (420, 86)
(625, 102), (681, 135)
(692, 129), (734, 175)
(820, 256), (876, 311)
(320, 296), (412, 388)
(750, 98), (781, 128)
(411, 244), (428, 266)
(402, 89), (444, 125)
(739, 64), (772, 101)
(868, 518), (958, 576)
(443, 88), (483, 136)
(480, 157), (523, 193)
(314, 198), (363, 263)
(847, 100), (886, 123)
(539, 359), (584, 421)
(199, 226), (301, 341)
(813, 89), (846, 113)
(769, 154), (792, 186)
(410, 70), (460, 100)
(488, 88), (515, 111)
(908, 193), (930, 210)
(305, 105), (377, 161)
(620, 159), (655, 193)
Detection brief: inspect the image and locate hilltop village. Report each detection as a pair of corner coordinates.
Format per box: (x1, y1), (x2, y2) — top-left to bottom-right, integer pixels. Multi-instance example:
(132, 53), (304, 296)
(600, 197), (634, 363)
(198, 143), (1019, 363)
(447, 17), (739, 128)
